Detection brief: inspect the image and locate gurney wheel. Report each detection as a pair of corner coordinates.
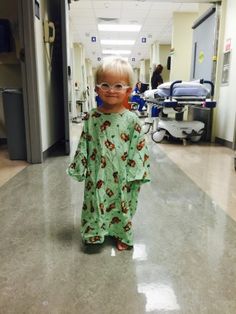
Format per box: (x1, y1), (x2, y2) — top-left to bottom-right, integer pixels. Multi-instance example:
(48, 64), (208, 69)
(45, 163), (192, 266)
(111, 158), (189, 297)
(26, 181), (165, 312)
(151, 129), (166, 143)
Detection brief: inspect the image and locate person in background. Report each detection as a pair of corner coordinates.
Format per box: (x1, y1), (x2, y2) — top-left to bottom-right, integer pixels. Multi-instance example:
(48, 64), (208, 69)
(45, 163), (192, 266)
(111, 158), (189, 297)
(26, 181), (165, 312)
(67, 56), (150, 251)
(151, 64), (163, 89)
(133, 81), (142, 94)
(131, 81), (146, 112)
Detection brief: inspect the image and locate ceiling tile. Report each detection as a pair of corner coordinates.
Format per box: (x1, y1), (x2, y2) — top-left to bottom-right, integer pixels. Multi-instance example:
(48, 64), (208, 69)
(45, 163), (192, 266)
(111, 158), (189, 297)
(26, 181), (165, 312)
(69, 0), (215, 67)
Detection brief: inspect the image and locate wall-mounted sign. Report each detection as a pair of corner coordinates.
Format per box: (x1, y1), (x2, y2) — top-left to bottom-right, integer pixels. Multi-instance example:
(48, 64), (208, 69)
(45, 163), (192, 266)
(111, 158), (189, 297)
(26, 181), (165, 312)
(91, 36), (96, 42)
(221, 51), (231, 85)
(225, 38), (231, 52)
(141, 37), (146, 43)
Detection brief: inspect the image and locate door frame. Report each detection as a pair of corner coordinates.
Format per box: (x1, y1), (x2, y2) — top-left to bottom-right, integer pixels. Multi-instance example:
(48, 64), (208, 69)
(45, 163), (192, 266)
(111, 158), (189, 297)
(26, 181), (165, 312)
(60, 0), (70, 155)
(18, 0), (42, 163)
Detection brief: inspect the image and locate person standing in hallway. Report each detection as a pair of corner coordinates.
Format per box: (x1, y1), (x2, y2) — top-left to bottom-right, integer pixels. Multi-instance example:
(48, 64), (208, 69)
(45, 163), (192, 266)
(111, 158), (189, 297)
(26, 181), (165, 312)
(67, 56), (150, 251)
(151, 64), (163, 89)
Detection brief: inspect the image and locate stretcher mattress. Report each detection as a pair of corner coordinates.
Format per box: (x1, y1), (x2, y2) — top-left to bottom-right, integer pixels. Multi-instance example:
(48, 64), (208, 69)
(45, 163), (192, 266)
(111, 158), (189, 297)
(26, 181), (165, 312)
(144, 81), (210, 99)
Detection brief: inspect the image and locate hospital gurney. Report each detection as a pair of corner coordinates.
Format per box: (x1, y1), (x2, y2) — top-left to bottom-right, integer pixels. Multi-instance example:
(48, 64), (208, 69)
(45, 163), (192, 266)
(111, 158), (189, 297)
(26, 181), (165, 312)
(143, 79), (217, 144)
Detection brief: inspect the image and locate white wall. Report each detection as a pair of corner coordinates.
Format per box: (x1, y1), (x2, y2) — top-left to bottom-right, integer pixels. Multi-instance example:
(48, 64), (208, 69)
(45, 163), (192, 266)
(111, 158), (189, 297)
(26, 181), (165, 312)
(159, 44), (171, 82)
(170, 12), (198, 81)
(149, 42), (170, 84)
(150, 41), (160, 70)
(198, 3), (212, 15)
(139, 59), (150, 84)
(34, 0), (48, 151)
(34, 0), (65, 152)
(133, 68), (139, 86)
(85, 58), (96, 110)
(214, 0), (236, 144)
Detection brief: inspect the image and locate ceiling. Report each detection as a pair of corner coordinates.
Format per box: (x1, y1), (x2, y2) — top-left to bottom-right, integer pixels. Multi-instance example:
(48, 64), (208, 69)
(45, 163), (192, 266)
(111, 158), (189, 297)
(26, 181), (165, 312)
(69, 0), (219, 67)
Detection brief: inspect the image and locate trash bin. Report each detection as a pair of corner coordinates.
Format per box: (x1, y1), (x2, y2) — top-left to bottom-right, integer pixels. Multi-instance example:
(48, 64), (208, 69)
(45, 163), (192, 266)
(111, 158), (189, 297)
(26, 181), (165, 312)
(2, 88), (27, 160)
(188, 106), (213, 141)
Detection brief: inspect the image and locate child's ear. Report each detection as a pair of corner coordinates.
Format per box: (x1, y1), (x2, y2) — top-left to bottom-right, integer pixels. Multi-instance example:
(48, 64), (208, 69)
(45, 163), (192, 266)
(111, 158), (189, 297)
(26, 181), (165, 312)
(126, 87), (133, 96)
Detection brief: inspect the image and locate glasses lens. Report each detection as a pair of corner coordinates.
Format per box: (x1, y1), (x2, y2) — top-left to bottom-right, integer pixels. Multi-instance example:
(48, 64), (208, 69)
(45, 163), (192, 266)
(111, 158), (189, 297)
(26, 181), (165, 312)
(100, 83), (110, 91)
(113, 84), (124, 91)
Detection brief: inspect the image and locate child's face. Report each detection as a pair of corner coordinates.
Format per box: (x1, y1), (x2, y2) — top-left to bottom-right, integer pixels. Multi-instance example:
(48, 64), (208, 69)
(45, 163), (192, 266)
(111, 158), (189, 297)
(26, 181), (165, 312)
(96, 71), (132, 108)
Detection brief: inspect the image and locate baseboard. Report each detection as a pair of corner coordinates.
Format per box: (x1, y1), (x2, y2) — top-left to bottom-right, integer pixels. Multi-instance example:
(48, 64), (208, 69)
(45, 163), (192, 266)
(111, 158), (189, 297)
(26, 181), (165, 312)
(215, 137), (233, 149)
(43, 140), (66, 160)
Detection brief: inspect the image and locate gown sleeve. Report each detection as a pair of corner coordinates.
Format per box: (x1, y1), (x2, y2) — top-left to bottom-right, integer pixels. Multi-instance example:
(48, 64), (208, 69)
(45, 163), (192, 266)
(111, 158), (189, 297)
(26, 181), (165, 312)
(126, 119), (151, 184)
(67, 123), (88, 182)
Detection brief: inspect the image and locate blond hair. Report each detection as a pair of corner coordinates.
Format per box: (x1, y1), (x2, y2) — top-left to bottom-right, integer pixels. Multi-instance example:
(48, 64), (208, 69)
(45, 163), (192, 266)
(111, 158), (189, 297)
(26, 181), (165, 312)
(95, 56), (134, 87)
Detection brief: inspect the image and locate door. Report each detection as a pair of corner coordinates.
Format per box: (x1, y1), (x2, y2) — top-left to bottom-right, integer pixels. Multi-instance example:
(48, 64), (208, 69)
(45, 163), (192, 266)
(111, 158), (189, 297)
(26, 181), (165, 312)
(189, 5), (220, 142)
(18, 0), (43, 163)
(190, 6), (219, 82)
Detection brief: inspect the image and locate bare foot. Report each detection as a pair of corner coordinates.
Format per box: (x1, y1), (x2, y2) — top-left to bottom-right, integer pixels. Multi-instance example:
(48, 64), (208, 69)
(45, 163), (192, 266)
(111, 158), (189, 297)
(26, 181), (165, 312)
(116, 240), (131, 251)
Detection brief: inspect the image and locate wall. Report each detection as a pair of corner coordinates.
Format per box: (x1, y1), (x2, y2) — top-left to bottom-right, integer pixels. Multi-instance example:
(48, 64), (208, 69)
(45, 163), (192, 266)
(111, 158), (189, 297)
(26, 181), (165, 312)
(214, 0), (236, 144)
(133, 68), (139, 87)
(159, 44), (171, 82)
(170, 12), (198, 81)
(139, 59), (150, 84)
(85, 58), (96, 110)
(0, 0), (22, 138)
(68, 14), (76, 118)
(150, 41), (160, 67)
(198, 3), (212, 16)
(149, 41), (160, 83)
(34, 0), (65, 152)
(34, 0), (50, 151)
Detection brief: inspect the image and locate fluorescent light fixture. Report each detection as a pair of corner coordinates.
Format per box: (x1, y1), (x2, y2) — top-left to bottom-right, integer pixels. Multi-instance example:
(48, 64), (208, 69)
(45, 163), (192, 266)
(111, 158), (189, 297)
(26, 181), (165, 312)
(102, 50), (131, 55)
(98, 24), (141, 32)
(101, 39), (135, 45)
(103, 56), (129, 62)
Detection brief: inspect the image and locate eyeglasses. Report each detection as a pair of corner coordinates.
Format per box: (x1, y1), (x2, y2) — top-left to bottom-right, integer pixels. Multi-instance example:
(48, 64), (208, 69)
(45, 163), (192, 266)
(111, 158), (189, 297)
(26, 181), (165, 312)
(96, 82), (130, 92)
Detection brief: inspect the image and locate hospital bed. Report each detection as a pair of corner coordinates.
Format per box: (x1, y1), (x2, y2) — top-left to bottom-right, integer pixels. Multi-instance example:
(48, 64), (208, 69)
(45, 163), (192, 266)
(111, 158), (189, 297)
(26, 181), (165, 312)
(143, 79), (217, 144)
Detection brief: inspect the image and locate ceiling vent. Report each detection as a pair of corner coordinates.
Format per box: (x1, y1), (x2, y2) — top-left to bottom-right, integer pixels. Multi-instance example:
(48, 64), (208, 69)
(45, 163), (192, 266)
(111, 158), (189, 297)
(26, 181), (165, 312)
(97, 17), (119, 24)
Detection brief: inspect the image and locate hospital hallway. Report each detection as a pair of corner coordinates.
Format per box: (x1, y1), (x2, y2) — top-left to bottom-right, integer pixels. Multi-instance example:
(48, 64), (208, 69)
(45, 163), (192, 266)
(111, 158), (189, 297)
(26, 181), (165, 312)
(1, 122), (236, 314)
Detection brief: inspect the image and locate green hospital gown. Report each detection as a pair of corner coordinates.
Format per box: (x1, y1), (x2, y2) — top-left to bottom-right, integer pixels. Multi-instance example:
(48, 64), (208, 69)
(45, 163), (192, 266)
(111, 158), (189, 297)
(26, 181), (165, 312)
(67, 108), (150, 246)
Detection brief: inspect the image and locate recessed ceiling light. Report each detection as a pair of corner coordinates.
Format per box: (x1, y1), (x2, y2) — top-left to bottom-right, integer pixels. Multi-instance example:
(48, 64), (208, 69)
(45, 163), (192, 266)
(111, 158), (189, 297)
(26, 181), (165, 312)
(102, 49), (132, 55)
(98, 24), (142, 32)
(101, 39), (135, 45)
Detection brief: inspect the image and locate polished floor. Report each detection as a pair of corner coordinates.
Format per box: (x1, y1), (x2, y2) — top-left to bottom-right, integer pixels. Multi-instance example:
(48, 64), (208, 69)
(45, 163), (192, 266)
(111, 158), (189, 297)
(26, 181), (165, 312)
(0, 144), (28, 188)
(1, 124), (236, 314)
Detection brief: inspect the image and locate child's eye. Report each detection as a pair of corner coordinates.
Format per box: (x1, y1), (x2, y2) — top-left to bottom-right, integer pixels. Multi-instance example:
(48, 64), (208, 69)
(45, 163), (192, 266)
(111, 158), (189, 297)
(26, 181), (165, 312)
(101, 83), (110, 90)
(113, 84), (123, 91)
